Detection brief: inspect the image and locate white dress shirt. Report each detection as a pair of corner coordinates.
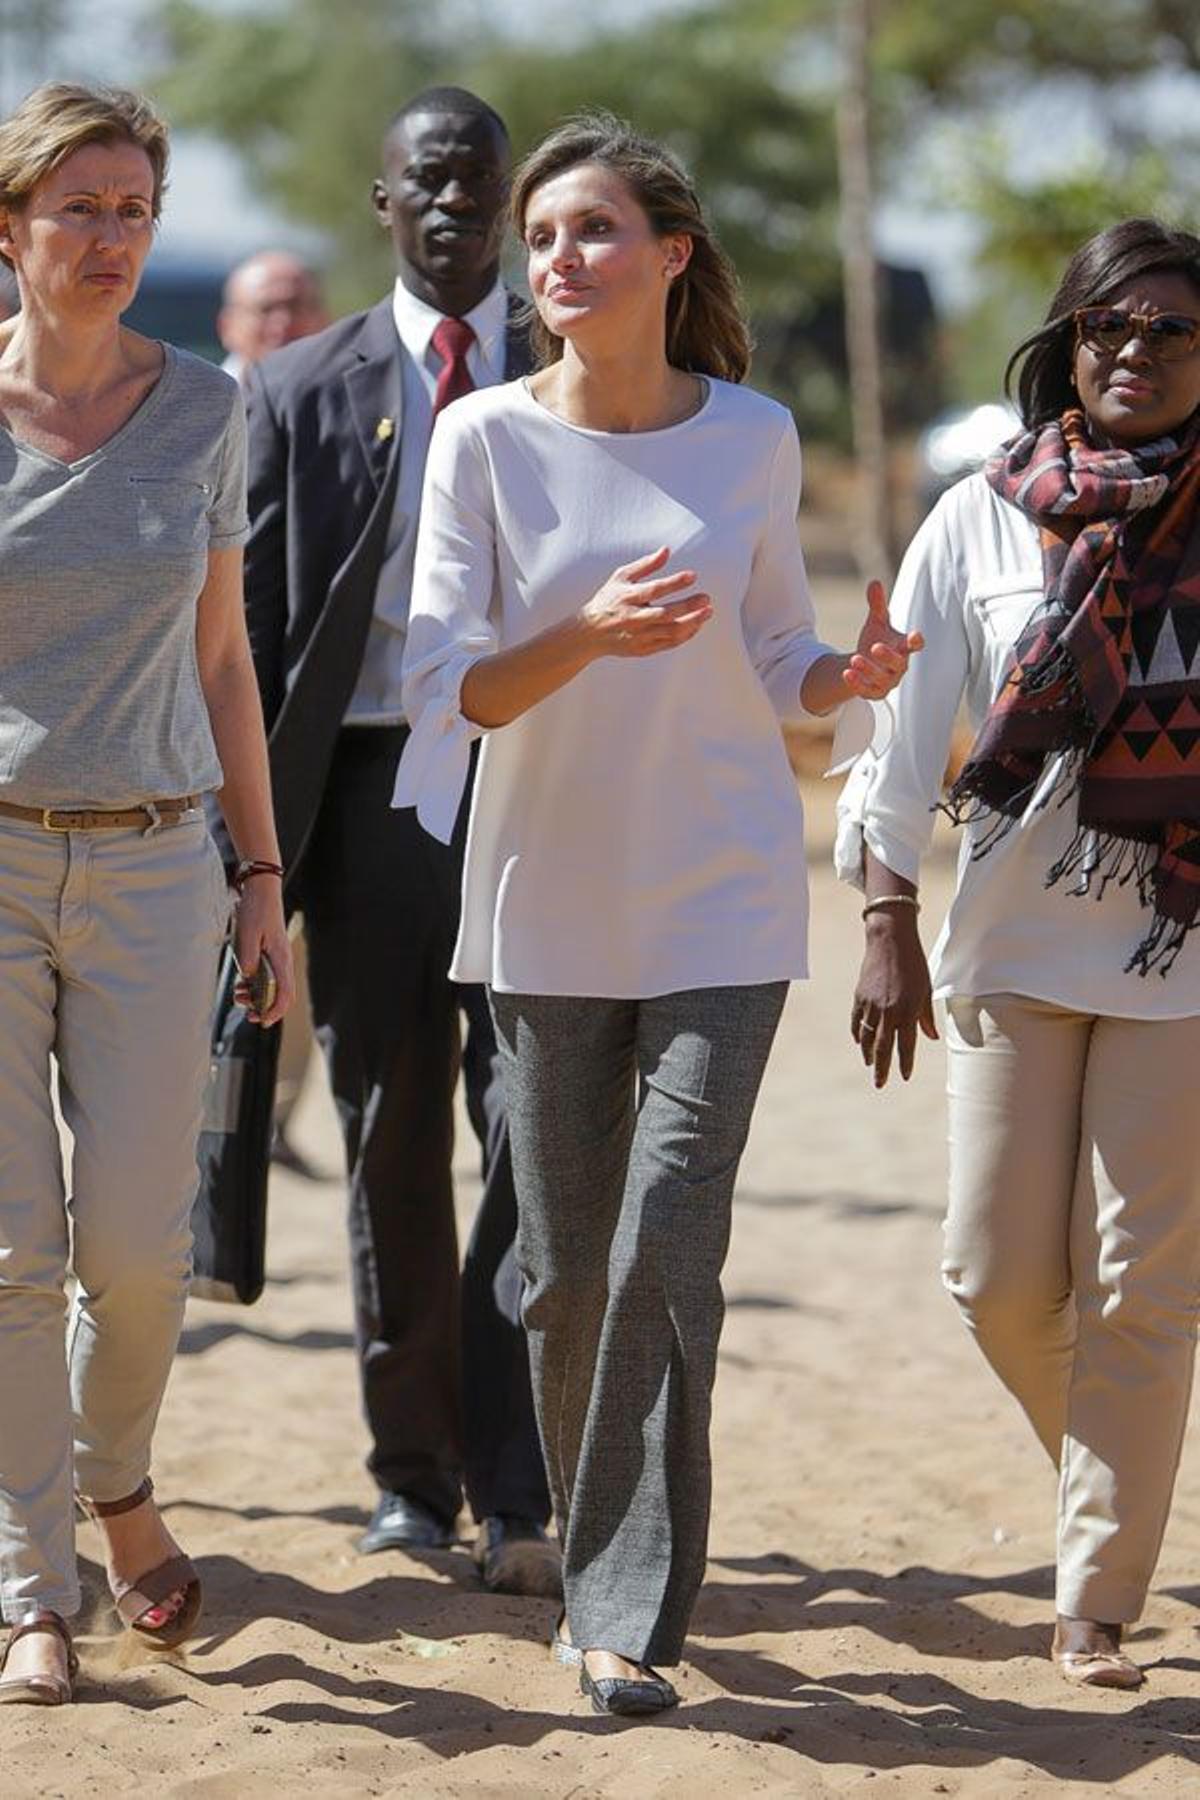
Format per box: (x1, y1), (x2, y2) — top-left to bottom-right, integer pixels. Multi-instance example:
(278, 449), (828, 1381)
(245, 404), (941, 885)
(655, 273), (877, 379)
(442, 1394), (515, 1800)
(393, 378), (849, 997)
(835, 471), (1200, 1017)
(343, 278), (510, 725)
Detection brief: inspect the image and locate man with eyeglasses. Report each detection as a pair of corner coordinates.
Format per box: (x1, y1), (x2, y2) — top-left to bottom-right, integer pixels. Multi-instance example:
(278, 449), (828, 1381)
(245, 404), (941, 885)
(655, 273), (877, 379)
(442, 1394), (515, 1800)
(217, 248), (329, 384)
(237, 88), (556, 1596)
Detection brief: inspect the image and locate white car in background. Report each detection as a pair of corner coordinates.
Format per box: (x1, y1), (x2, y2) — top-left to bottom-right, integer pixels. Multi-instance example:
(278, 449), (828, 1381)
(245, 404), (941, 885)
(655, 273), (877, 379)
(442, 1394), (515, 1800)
(918, 401), (1019, 512)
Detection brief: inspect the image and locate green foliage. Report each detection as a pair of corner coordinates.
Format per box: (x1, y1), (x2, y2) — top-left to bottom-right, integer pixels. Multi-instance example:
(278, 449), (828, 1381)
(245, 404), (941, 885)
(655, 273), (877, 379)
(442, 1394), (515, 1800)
(147, 0), (838, 324)
(937, 122), (1200, 403)
(144, 0), (854, 420)
(147, 0), (451, 305)
(970, 149), (1182, 293)
(873, 2), (1200, 410)
(874, 0), (1169, 100)
(141, 0), (1200, 430)
(466, 9), (840, 315)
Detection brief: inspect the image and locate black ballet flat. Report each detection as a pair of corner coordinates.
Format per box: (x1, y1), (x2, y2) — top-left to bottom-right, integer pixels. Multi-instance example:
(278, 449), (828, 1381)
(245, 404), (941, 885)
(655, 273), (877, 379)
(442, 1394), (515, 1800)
(580, 1661), (678, 1717)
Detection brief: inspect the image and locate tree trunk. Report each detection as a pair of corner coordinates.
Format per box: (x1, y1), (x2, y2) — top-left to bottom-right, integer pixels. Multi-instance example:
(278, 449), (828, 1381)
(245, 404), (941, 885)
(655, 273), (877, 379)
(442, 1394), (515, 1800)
(835, 0), (893, 584)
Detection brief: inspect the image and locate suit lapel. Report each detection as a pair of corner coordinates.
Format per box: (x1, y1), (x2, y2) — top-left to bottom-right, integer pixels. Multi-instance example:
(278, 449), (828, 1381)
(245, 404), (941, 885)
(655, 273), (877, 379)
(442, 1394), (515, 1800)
(344, 291), (529, 486)
(276, 290), (531, 877)
(343, 297), (405, 492)
(270, 301), (404, 871)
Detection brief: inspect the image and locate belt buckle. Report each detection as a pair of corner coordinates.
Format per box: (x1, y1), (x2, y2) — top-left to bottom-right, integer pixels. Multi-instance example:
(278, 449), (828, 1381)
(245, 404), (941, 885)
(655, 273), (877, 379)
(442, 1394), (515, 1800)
(41, 807), (76, 831)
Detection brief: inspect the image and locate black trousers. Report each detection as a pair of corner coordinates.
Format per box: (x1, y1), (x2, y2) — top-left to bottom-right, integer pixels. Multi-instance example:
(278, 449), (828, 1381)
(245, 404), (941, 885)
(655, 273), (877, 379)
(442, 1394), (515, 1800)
(298, 726), (549, 1527)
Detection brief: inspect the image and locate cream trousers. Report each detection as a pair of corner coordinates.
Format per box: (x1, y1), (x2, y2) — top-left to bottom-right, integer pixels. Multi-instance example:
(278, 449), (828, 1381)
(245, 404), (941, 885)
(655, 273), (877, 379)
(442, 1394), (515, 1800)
(0, 814), (228, 1622)
(943, 993), (1200, 1623)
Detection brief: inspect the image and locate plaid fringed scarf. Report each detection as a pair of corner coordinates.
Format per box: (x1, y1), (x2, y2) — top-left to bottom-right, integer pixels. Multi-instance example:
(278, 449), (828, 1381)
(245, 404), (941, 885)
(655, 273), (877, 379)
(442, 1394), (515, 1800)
(943, 408), (1200, 976)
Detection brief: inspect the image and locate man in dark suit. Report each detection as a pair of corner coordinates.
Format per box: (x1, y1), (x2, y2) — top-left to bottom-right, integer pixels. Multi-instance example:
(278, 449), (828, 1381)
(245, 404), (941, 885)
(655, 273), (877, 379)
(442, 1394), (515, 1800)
(240, 86), (556, 1594)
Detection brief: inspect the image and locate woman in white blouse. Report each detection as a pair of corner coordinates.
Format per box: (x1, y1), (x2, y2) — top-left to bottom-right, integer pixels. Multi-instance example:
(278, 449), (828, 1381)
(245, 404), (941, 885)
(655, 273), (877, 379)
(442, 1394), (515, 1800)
(841, 217), (1200, 1691)
(396, 112), (918, 1717)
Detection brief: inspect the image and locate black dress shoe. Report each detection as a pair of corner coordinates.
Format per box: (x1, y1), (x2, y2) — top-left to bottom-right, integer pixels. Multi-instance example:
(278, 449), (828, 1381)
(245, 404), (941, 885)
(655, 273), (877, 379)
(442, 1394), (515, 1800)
(580, 1661), (679, 1717)
(473, 1515), (563, 1598)
(357, 1493), (455, 1555)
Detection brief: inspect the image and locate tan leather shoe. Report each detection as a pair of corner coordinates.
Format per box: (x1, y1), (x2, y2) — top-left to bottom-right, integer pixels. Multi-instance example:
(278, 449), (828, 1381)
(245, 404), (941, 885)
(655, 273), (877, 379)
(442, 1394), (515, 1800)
(1053, 1647), (1144, 1690)
(0, 1614), (77, 1707)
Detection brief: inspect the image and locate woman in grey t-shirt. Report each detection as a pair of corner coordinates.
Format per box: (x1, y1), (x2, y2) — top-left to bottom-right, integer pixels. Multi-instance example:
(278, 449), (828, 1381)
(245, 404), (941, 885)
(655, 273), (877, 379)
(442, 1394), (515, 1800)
(0, 84), (293, 1706)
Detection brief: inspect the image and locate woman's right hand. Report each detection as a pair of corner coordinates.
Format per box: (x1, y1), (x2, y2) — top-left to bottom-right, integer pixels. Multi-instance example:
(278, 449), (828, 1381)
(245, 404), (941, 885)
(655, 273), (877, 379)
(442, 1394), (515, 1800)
(460, 546), (713, 733)
(851, 912), (938, 1088)
(578, 546), (713, 659)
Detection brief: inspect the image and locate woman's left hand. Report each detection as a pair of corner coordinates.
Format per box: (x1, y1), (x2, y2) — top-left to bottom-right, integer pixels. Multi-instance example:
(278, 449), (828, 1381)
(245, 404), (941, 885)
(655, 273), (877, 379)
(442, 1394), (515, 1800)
(231, 875), (295, 1027)
(843, 580), (924, 700)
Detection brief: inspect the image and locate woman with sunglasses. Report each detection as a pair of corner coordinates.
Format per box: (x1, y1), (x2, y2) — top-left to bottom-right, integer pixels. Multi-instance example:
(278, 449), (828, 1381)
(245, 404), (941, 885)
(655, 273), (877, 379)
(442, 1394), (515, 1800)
(840, 216), (1200, 1691)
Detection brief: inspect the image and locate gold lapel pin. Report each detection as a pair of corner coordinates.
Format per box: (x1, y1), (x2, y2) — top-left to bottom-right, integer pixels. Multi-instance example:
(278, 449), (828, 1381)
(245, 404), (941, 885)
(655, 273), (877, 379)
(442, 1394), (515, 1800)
(375, 416), (395, 443)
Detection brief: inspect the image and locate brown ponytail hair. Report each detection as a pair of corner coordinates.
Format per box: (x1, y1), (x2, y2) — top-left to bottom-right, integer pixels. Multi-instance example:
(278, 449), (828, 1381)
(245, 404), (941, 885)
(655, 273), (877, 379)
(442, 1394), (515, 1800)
(510, 112), (751, 384)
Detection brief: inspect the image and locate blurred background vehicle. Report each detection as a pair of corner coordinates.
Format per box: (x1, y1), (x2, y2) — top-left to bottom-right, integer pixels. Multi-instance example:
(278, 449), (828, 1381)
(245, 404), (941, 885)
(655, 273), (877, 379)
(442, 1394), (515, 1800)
(122, 250), (228, 362)
(917, 401), (1020, 514)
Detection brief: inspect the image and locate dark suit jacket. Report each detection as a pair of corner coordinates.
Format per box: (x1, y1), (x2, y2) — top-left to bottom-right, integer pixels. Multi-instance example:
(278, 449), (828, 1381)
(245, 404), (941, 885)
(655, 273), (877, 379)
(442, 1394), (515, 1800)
(237, 291), (532, 885)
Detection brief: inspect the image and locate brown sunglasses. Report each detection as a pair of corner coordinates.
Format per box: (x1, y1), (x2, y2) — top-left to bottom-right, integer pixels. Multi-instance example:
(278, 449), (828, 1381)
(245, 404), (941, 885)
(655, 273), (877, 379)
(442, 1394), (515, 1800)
(1073, 305), (1200, 361)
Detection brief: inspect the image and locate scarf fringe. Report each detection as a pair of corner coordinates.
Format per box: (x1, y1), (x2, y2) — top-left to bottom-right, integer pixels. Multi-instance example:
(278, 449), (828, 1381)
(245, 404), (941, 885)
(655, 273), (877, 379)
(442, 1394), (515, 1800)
(940, 742), (1090, 858)
(937, 788), (1017, 852)
(959, 414), (1200, 980)
(1043, 823), (1158, 906)
(940, 774), (1185, 979)
(1125, 909), (1197, 978)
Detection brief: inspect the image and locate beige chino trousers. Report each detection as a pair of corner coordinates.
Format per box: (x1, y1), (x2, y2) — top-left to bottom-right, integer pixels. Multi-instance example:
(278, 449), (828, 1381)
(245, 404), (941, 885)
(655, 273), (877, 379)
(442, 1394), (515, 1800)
(0, 814), (229, 1622)
(943, 993), (1200, 1623)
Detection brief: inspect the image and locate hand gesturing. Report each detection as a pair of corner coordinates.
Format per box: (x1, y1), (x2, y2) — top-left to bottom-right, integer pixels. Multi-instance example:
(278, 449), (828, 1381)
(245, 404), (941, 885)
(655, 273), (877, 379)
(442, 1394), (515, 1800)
(843, 579), (923, 700)
(580, 546), (713, 659)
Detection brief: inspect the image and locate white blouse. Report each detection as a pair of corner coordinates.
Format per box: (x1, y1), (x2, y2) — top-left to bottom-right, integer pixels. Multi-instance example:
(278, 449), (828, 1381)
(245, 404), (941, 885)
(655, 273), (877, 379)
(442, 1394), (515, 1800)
(835, 471), (1200, 1018)
(394, 377), (858, 997)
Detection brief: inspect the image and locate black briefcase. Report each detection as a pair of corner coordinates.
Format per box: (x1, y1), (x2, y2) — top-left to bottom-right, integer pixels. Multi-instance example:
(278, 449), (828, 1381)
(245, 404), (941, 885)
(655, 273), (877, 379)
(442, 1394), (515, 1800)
(190, 943), (281, 1304)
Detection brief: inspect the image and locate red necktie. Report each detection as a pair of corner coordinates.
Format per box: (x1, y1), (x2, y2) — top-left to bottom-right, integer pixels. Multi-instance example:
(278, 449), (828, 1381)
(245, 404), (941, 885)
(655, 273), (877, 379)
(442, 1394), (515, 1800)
(431, 317), (476, 418)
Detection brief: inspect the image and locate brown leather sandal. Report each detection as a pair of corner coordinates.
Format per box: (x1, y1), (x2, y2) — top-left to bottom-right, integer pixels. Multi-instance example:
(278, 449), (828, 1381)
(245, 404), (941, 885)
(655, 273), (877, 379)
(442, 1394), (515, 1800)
(0, 1613), (78, 1707)
(79, 1478), (203, 1650)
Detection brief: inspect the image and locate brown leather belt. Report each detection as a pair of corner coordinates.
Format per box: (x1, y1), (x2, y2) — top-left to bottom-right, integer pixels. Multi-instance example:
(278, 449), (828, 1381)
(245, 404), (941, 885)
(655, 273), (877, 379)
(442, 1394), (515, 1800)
(0, 796), (200, 832)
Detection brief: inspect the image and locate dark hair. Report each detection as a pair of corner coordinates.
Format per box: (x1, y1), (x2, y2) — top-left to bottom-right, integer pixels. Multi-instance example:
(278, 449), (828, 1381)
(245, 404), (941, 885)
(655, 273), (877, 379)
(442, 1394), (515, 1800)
(510, 111), (751, 384)
(384, 86), (508, 153)
(1006, 217), (1200, 425)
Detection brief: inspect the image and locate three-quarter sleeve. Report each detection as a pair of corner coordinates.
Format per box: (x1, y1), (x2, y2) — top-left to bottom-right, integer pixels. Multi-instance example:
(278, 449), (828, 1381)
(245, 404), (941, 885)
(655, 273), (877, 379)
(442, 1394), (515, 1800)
(741, 417), (839, 725)
(835, 492), (971, 889)
(392, 411), (499, 842)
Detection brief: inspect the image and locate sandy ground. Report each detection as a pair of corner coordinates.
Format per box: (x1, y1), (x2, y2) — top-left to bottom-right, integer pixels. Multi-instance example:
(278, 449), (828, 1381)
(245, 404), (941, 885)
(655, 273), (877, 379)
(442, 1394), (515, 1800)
(7, 773), (1200, 1797)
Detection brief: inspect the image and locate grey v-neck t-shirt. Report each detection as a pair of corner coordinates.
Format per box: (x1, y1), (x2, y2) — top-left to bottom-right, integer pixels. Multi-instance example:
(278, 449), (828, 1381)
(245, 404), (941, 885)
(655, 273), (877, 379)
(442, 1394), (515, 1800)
(0, 343), (248, 808)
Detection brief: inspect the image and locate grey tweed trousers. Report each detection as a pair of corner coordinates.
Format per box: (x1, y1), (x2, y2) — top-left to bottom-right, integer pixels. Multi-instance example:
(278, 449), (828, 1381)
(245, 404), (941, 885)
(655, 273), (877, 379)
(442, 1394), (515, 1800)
(489, 982), (787, 1667)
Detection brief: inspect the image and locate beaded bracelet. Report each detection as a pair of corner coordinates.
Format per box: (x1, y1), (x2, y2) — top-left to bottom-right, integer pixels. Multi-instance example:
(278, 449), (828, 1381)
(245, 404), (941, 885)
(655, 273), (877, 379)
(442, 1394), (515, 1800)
(862, 893), (920, 919)
(233, 858), (285, 894)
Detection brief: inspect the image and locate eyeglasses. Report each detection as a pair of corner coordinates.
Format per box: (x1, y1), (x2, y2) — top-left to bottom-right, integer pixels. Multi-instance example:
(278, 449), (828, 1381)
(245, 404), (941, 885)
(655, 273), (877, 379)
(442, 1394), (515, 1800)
(1073, 306), (1200, 361)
